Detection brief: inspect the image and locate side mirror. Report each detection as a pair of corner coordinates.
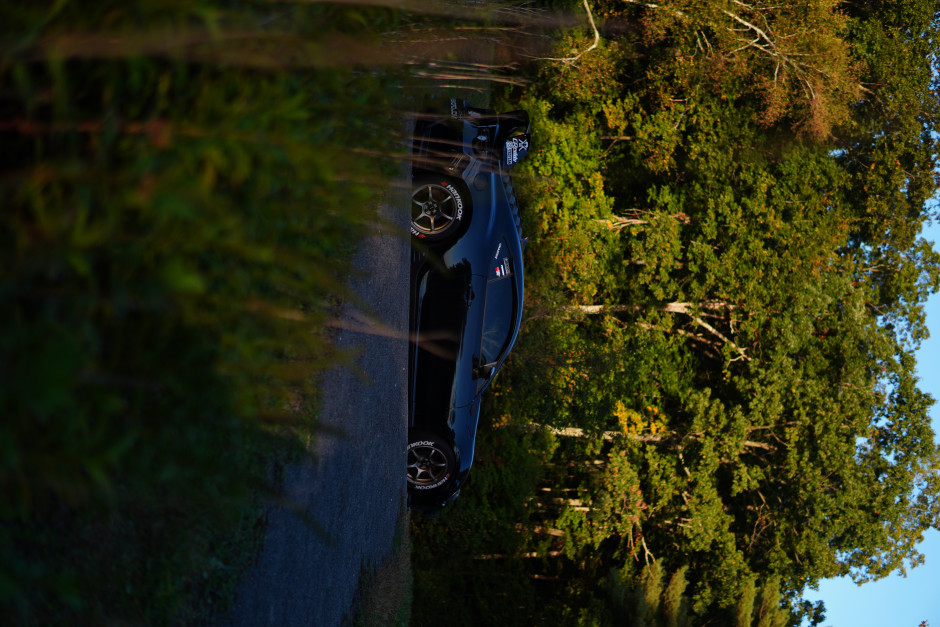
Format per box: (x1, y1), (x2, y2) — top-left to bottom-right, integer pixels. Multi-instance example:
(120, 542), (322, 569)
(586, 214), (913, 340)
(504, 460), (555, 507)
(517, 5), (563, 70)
(472, 364), (495, 379)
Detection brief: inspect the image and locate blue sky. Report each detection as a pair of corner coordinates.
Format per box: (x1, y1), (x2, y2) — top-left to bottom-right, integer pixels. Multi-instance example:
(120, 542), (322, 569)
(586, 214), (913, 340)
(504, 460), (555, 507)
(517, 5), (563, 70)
(802, 221), (940, 627)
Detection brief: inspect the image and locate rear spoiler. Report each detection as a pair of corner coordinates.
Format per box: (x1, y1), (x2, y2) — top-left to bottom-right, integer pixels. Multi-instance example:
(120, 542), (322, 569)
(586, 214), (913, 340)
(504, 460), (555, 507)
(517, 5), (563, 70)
(450, 99), (531, 168)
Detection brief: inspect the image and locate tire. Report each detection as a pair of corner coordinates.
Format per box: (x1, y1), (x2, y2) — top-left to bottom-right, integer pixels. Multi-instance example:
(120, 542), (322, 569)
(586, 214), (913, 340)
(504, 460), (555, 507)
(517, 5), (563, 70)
(407, 431), (456, 492)
(410, 175), (468, 243)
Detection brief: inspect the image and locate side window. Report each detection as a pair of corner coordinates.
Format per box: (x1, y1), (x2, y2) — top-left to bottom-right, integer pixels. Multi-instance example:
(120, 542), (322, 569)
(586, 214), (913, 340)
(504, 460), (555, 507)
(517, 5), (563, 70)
(481, 244), (516, 363)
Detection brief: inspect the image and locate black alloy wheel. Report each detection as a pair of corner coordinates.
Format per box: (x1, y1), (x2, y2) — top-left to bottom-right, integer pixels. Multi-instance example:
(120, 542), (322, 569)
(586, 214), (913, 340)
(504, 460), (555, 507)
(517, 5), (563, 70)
(407, 432), (455, 491)
(410, 175), (467, 242)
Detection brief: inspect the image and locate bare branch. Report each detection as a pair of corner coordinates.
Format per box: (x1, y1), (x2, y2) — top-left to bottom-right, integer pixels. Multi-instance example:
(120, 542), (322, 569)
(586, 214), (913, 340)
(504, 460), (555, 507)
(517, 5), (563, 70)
(690, 315), (752, 362)
(623, 0), (687, 19)
(534, 0), (599, 65)
(563, 300), (735, 315)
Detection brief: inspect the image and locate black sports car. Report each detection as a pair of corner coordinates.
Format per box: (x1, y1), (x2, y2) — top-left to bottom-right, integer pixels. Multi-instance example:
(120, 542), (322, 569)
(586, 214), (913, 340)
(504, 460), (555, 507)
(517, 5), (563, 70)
(407, 99), (530, 511)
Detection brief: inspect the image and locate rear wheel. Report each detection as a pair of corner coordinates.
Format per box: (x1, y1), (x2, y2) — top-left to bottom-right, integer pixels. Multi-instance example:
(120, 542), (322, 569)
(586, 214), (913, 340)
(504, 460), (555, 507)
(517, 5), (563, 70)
(410, 175), (468, 243)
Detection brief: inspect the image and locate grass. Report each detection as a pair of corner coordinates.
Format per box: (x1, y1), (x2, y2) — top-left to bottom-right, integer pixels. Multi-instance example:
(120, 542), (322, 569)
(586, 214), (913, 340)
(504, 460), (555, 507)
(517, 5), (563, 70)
(349, 509), (414, 627)
(1, 1), (403, 623)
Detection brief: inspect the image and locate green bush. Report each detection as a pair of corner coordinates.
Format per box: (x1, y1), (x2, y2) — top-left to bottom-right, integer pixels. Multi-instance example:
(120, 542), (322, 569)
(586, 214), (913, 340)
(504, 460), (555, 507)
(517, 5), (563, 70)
(0, 1), (405, 622)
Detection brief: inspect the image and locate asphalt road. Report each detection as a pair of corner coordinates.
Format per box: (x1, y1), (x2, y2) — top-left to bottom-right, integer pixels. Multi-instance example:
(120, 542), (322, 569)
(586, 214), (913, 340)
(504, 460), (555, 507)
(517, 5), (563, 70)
(220, 177), (411, 627)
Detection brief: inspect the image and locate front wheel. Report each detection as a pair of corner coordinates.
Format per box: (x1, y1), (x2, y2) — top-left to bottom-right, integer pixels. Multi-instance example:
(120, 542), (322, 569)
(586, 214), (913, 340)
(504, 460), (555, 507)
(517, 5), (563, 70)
(410, 175), (468, 243)
(407, 431), (456, 492)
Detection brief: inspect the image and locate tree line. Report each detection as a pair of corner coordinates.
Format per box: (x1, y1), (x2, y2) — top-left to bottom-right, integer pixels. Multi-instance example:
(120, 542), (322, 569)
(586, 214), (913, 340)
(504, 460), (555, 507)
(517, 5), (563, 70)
(412, 1), (940, 625)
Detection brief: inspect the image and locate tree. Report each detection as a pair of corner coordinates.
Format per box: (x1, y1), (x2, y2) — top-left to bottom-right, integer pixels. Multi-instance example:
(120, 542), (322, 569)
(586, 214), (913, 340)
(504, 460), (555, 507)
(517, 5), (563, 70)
(417, 1), (940, 624)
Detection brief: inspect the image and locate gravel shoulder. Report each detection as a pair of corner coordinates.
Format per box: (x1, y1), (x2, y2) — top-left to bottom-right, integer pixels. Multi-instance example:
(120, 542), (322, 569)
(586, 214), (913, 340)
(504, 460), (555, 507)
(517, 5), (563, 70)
(220, 175), (411, 627)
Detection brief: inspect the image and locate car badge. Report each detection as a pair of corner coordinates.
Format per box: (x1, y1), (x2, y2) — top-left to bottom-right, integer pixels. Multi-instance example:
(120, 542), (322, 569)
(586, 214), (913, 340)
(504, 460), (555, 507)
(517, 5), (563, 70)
(493, 257), (512, 279)
(503, 133), (530, 166)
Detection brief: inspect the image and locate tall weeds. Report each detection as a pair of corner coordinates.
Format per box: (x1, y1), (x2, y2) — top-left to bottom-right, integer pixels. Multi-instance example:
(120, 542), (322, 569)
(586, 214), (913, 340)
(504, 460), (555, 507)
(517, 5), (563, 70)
(0, 0), (554, 623)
